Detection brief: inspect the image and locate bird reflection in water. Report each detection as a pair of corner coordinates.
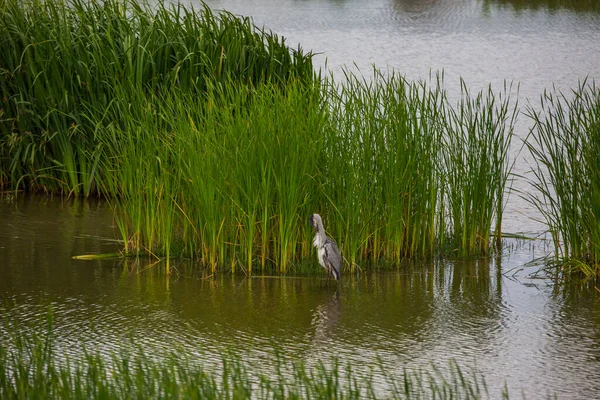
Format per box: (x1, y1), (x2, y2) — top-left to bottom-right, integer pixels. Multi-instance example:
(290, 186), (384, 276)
(311, 291), (341, 344)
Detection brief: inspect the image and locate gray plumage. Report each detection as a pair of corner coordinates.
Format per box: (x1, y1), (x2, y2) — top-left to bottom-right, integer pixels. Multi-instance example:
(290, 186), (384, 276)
(309, 214), (341, 280)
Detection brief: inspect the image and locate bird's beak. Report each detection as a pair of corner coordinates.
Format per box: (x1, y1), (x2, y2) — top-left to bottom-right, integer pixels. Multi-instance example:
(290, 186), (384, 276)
(308, 215), (314, 228)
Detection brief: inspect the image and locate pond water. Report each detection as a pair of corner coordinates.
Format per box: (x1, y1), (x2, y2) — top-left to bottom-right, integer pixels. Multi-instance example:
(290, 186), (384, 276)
(2, 1), (600, 398)
(200, 0), (600, 99)
(1, 197), (600, 398)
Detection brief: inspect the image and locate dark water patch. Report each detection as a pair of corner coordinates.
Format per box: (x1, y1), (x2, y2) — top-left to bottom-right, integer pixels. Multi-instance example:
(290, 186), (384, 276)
(484, 0), (600, 13)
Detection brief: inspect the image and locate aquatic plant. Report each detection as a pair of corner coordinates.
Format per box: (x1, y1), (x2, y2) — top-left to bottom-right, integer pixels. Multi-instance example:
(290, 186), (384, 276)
(91, 69), (516, 272)
(321, 71), (445, 266)
(442, 80), (517, 256)
(525, 81), (600, 280)
(0, 0), (314, 196)
(94, 80), (325, 274)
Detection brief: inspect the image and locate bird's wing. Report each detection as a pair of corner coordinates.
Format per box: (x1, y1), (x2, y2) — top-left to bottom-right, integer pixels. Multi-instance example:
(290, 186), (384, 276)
(324, 237), (342, 278)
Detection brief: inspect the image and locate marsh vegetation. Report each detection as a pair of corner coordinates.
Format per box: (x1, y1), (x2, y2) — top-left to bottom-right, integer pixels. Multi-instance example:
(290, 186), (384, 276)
(525, 82), (600, 280)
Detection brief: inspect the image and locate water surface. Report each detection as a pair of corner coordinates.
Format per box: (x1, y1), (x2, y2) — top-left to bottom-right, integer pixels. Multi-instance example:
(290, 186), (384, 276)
(199, 0), (600, 97)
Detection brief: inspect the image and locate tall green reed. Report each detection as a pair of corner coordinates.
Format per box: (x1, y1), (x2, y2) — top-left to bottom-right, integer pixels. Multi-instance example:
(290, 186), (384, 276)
(0, 0), (314, 195)
(94, 69), (516, 273)
(95, 80), (325, 274)
(443, 81), (517, 256)
(525, 81), (600, 279)
(321, 70), (446, 266)
(320, 71), (516, 264)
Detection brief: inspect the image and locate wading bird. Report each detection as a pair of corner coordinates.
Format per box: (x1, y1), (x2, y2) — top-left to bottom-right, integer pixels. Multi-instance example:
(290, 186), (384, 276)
(309, 214), (341, 280)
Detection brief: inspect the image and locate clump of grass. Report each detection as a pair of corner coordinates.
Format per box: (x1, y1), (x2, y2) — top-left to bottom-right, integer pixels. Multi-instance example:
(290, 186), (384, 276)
(95, 80), (325, 273)
(525, 81), (600, 280)
(0, 0), (314, 196)
(321, 70), (446, 266)
(442, 80), (517, 256)
(92, 69), (516, 272)
(0, 318), (514, 399)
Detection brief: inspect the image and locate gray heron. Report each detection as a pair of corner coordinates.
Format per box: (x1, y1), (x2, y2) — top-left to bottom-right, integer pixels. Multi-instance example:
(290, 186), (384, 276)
(309, 214), (341, 280)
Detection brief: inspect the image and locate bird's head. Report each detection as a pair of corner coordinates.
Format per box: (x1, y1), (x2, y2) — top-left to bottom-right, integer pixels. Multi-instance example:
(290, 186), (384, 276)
(308, 213), (322, 230)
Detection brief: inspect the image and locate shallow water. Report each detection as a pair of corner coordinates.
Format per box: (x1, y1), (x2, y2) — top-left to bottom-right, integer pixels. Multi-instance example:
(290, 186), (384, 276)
(1, 196), (600, 398)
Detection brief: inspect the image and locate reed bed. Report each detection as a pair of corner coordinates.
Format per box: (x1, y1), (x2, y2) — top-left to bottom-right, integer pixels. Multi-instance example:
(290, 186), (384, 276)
(1, 0), (519, 274)
(525, 81), (600, 280)
(0, 0), (314, 196)
(0, 320), (511, 399)
(95, 81), (326, 274)
(92, 72), (516, 274)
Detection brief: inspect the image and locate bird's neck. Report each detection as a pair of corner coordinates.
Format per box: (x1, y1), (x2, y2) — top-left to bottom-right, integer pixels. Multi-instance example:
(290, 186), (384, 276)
(313, 230), (326, 248)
